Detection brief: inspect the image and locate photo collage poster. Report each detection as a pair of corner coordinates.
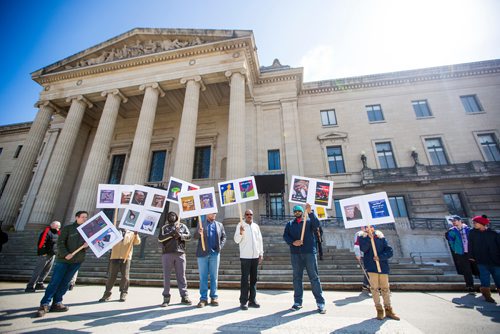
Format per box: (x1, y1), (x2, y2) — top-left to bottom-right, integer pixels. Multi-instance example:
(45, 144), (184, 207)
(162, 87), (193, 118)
(77, 211), (123, 258)
(96, 184), (134, 209)
(178, 187), (218, 219)
(340, 192), (395, 229)
(118, 207), (162, 235)
(217, 176), (259, 207)
(165, 177), (200, 204)
(288, 175), (334, 208)
(128, 184), (169, 213)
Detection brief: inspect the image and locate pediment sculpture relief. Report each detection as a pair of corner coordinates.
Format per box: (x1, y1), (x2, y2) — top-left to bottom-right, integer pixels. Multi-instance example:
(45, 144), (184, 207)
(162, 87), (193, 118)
(64, 37), (204, 70)
(317, 131), (348, 143)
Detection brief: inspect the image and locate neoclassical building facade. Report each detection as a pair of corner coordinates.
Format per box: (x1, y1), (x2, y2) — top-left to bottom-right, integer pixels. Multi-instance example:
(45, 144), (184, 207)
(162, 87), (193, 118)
(0, 28), (499, 239)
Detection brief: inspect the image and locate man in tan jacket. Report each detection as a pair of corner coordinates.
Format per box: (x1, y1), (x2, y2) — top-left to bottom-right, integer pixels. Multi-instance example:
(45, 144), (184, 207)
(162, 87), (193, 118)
(98, 230), (141, 302)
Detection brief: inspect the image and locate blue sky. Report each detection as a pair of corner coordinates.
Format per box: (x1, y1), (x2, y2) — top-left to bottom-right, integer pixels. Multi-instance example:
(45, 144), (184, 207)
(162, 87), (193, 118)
(1, 0), (499, 125)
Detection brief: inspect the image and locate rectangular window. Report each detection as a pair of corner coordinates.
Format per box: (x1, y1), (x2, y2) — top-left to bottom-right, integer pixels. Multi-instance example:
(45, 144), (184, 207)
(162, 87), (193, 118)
(268, 149), (281, 170)
(148, 150), (167, 182)
(0, 147), (3, 156)
(334, 199), (343, 221)
(443, 193), (466, 217)
(366, 104), (384, 122)
(376, 142), (397, 168)
(269, 195), (284, 218)
(326, 146), (346, 173)
(389, 196), (408, 217)
(425, 138), (449, 165)
(193, 146), (211, 179)
(460, 95), (483, 113)
(320, 109), (337, 126)
(478, 133), (500, 162)
(107, 154), (126, 184)
(0, 174), (10, 199)
(14, 145), (23, 158)
(412, 100), (432, 117)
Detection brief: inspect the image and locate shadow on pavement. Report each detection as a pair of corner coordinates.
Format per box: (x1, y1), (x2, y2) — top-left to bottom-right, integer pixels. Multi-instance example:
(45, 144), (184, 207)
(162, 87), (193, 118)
(333, 292), (371, 306)
(331, 318), (387, 333)
(452, 293), (500, 323)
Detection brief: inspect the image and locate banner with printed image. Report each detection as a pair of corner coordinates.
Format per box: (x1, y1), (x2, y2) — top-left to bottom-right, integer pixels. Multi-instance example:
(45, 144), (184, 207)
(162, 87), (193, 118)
(340, 192), (395, 229)
(178, 187), (218, 219)
(77, 211), (123, 258)
(288, 175), (334, 208)
(118, 207), (162, 235)
(96, 184), (136, 209)
(128, 184), (169, 213)
(218, 176), (259, 207)
(165, 177), (200, 204)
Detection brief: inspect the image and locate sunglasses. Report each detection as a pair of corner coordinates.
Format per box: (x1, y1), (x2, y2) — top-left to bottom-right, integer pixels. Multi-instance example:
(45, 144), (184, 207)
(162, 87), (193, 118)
(245, 213), (253, 216)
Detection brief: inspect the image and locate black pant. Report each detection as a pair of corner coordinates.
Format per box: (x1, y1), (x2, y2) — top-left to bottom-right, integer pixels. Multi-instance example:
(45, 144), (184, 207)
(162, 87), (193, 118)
(455, 253), (474, 287)
(239, 258), (259, 304)
(105, 259), (131, 293)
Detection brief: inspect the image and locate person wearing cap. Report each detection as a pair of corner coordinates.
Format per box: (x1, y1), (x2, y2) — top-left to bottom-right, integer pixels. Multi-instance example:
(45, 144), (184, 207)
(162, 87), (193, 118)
(468, 215), (500, 303)
(445, 215), (476, 293)
(283, 203), (326, 314)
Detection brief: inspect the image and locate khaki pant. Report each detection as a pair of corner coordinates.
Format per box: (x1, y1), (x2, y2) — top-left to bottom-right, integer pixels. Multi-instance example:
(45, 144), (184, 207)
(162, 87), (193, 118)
(368, 272), (391, 307)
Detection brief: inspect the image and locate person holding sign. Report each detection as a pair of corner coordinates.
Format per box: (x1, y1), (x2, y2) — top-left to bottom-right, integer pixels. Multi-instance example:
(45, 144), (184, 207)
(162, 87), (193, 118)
(283, 204), (326, 314)
(98, 230), (141, 303)
(234, 209), (264, 310)
(35, 211), (89, 318)
(194, 213), (226, 308)
(158, 212), (192, 307)
(358, 226), (400, 321)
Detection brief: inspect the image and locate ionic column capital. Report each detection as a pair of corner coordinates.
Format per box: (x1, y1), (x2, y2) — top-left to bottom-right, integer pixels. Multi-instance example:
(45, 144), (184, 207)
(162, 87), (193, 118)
(180, 75), (206, 91)
(66, 95), (94, 108)
(34, 100), (63, 113)
(225, 70), (247, 79)
(139, 82), (165, 97)
(101, 89), (128, 103)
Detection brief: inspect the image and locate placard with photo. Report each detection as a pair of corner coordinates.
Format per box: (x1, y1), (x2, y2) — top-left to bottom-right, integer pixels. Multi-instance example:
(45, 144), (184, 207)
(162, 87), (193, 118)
(96, 184), (121, 208)
(217, 176), (259, 207)
(118, 207), (161, 235)
(313, 206), (328, 220)
(165, 177), (200, 204)
(340, 192), (395, 229)
(288, 175), (334, 208)
(117, 185), (134, 208)
(128, 184), (169, 213)
(77, 211), (123, 258)
(178, 187), (218, 219)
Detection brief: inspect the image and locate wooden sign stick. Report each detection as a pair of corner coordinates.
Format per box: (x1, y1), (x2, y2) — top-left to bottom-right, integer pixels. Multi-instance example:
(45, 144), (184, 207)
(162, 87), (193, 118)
(71, 245), (85, 256)
(199, 216), (206, 252)
(300, 204), (308, 242)
(113, 208), (118, 227)
(368, 224), (382, 273)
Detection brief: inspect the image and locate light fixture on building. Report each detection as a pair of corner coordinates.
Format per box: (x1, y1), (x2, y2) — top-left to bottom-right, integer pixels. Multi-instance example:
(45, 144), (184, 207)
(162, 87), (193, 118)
(411, 147), (420, 165)
(360, 150), (367, 168)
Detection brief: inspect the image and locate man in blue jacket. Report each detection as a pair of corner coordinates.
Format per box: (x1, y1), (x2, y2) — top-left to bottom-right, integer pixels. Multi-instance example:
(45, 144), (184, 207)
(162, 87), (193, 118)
(283, 203), (326, 314)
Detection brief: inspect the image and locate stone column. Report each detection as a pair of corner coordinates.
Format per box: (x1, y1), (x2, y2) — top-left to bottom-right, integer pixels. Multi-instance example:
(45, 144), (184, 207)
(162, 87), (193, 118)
(123, 83), (164, 185)
(0, 101), (58, 228)
(172, 76), (204, 181)
(224, 71), (246, 221)
(73, 90), (127, 213)
(30, 95), (92, 225)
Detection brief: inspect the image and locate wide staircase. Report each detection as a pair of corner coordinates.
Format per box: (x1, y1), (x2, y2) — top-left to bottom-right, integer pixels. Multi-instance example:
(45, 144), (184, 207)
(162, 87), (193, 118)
(0, 227), (465, 291)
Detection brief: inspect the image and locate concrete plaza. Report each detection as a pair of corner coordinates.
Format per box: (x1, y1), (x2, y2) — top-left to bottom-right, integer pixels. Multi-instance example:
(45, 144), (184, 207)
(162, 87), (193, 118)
(0, 282), (498, 333)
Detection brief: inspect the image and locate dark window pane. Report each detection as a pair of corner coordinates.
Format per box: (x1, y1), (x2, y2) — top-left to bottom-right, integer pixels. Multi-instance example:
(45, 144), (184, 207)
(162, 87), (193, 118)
(268, 150), (281, 170)
(270, 195), (283, 218)
(478, 133), (500, 162)
(334, 199), (343, 222)
(107, 154), (126, 184)
(193, 146), (211, 179)
(443, 193), (466, 217)
(376, 142), (397, 168)
(389, 196), (408, 217)
(0, 174), (10, 199)
(460, 95), (483, 113)
(148, 150), (167, 182)
(327, 146), (345, 173)
(320, 109), (337, 126)
(412, 100), (432, 117)
(366, 105), (384, 122)
(14, 145), (23, 158)
(425, 138), (449, 165)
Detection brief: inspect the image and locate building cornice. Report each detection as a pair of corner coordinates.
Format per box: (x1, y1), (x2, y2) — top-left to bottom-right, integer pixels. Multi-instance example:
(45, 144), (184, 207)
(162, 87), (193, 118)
(0, 122), (32, 135)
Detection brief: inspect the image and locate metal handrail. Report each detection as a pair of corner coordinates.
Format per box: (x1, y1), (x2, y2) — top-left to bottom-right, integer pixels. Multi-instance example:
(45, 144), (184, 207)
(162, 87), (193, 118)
(410, 251), (450, 264)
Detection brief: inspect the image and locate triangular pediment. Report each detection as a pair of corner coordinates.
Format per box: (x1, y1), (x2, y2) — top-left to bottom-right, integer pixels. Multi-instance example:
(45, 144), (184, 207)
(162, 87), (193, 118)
(317, 131), (348, 142)
(33, 28), (253, 76)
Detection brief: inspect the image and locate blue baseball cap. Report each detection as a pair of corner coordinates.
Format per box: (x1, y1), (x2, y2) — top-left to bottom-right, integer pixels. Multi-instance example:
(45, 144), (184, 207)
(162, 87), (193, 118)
(293, 205), (304, 213)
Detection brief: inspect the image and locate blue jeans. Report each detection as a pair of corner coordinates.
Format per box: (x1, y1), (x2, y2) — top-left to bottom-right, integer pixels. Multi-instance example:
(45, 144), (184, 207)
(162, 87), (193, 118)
(40, 262), (81, 306)
(291, 253), (325, 306)
(197, 251), (220, 301)
(478, 264), (500, 288)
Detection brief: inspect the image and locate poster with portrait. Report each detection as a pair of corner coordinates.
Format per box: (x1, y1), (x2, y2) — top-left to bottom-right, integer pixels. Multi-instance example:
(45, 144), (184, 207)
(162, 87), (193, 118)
(77, 211), (123, 258)
(217, 176), (259, 207)
(96, 184), (122, 208)
(313, 206), (328, 220)
(127, 184), (168, 213)
(117, 185), (135, 208)
(118, 207), (161, 235)
(340, 192), (395, 229)
(178, 187), (218, 219)
(288, 175), (334, 208)
(165, 177), (200, 204)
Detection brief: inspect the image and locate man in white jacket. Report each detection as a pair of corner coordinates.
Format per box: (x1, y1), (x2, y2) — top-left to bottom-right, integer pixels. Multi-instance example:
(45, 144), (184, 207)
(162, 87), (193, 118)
(234, 209), (264, 310)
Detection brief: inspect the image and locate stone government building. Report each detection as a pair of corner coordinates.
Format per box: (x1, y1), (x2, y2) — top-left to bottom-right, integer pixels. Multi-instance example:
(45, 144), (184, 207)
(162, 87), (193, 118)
(0, 28), (499, 258)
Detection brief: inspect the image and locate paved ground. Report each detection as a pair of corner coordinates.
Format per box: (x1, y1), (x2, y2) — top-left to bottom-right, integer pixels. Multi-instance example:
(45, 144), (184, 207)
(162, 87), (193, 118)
(0, 282), (498, 333)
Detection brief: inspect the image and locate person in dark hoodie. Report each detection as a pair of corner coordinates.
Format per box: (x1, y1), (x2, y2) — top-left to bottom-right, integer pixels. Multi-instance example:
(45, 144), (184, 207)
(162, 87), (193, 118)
(468, 215), (500, 303)
(358, 225), (400, 321)
(26, 221), (61, 292)
(158, 211), (192, 307)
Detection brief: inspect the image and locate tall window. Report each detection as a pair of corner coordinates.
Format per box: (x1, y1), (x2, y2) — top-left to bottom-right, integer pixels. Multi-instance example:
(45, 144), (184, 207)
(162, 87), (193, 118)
(376, 142), (397, 168)
(443, 193), (466, 217)
(0, 147), (3, 156)
(0, 174), (10, 199)
(320, 109), (337, 126)
(14, 145), (23, 158)
(193, 146), (211, 179)
(268, 149), (281, 170)
(425, 138), (449, 165)
(326, 146), (345, 173)
(334, 199), (343, 221)
(460, 95), (483, 113)
(107, 154), (126, 184)
(412, 100), (432, 117)
(148, 150), (167, 182)
(389, 196), (408, 217)
(478, 133), (500, 162)
(366, 104), (384, 122)
(269, 195), (284, 218)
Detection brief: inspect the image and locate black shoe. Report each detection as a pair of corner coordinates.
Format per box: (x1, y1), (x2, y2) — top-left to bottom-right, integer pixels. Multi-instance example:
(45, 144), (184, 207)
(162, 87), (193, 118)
(35, 283), (46, 290)
(99, 292), (111, 302)
(68, 284), (74, 291)
(248, 301), (261, 308)
(50, 303), (69, 312)
(181, 296), (192, 305)
(318, 307), (326, 314)
(466, 286), (475, 294)
(161, 295), (170, 307)
(119, 292), (127, 302)
(290, 304), (303, 311)
(36, 305), (49, 318)
(197, 300), (207, 308)
(25, 286), (36, 293)
(240, 304), (248, 310)
(210, 298), (219, 306)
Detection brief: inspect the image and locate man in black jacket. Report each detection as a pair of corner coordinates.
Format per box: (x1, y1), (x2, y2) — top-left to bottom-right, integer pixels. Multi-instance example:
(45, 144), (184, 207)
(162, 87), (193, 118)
(26, 221), (61, 292)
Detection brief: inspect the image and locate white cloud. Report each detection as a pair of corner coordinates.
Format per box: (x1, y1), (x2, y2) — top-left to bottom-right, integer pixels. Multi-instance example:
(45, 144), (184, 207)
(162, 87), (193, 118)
(299, 45), (336, 82)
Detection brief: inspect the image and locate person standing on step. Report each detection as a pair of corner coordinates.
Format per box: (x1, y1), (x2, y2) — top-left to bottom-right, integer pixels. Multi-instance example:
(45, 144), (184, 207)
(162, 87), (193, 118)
(445, 215), (477, 293)
(98, 229), (141, 302)
(25, 221), (61, 292)
(358, 225), (400, 321)
(354, 226), (371, 294)
(234, 209), (264, 310)
(468, 215), (500, 303)
(35, 211), (89, 318)
(194, 212), (226, 308)
(158, 211), (192, 307)
(283, 203), (326, 314)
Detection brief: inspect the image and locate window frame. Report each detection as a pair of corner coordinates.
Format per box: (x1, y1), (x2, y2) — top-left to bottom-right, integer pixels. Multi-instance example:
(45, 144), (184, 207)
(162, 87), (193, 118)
(107, 154), (126, 184)
(375, 141), (397, 169)
(148, 150), (168, 183)
(267, 149), (281, 170)
(326, 145), (346, 174)
(193, 145), (212, 179)
(14, 145), (23, 158)
(366, 104), (385, 122)
(443, 193), (467, 217)
(320, 109), (337, 126)
(388, 195), (409, 217)
(476, 132), (500, 162)
(412, 99), (433, 118)
(424, 137), (449, 165)
(460, 94), (483, 113)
